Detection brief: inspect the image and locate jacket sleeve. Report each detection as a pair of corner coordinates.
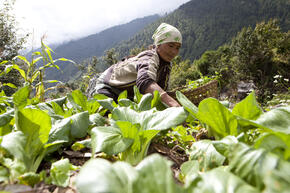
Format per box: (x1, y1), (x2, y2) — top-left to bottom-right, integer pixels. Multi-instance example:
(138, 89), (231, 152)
(136, 52), (159, 94)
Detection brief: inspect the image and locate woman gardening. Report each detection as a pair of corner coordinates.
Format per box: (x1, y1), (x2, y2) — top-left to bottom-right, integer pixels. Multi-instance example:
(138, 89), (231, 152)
(89, 23), (182, 107)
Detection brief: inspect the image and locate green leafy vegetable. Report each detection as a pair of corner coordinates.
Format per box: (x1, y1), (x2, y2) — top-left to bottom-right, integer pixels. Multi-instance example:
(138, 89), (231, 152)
(50, 158), (77, 187)
(187, 140), (226, 172)
(91, 104), (187, 165)
(76, 154), (183, 193)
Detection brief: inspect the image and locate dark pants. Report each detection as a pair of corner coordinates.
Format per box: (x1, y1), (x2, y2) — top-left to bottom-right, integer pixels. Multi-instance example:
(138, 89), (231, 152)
(97, 87), (119, 102)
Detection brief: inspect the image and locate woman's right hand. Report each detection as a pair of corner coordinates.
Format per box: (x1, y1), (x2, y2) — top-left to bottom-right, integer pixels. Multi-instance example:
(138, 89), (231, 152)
(160, 92), (181, 107)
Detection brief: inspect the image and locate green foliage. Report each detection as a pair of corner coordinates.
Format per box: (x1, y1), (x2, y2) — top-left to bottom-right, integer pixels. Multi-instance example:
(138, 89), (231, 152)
(0, 0), (27, 61)
(185, 75), (218, 90)
(194, 19), (289, 102)
(169, 58), (200, 89)
(49, 158), (77, 187)
(78, 149), (290, 193)
(0, 0), (28, 96)
(177, 90), (290, 149)
(91, 102), (187, 165)
(187, 140), (226, 172)
(76, 154), (183, 193)
(114, 0), (289, 62)
(102, 48), (119, 66)
(1, 41), (74, 101)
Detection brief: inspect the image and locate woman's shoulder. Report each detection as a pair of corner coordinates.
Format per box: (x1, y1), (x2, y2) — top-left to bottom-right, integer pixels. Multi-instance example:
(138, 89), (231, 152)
(136, 49), (158, 59)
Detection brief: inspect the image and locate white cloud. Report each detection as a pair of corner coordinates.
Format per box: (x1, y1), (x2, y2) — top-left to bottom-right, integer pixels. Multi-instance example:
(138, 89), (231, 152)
(13, 0), (190, 48)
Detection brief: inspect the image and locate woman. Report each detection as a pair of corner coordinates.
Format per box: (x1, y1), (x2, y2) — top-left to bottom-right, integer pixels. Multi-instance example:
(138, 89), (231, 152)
(89, 23), (182, 107)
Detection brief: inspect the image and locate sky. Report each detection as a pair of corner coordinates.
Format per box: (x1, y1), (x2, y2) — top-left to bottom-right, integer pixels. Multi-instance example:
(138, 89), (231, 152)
(12, 0), (191, 49)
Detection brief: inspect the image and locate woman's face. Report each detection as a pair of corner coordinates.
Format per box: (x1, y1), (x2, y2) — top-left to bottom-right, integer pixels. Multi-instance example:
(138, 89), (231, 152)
(157, 42), (181, 62)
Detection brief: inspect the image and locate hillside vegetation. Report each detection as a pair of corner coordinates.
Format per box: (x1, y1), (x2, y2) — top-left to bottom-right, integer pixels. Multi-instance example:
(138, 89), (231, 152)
(114, 0), (289, 61)
(41, 0), (290, 83)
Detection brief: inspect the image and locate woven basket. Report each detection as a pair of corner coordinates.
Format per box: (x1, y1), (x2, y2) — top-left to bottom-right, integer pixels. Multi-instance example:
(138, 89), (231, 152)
(168, 79), (219, 105)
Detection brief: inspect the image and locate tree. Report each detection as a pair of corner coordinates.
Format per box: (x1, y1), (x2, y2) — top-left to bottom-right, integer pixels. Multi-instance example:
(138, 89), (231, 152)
(103, 48), (119, 66)
(0, 0), (27, 61)
(193, 19), (289, 102)
(0, 0), (28, 96)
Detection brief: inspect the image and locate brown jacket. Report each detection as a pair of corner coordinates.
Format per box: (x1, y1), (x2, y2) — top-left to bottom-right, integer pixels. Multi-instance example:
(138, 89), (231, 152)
(97, 48), (171, 99)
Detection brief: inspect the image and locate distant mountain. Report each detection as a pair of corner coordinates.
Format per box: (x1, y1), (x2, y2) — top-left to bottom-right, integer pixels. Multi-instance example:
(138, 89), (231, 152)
(45, 14), (160, 82)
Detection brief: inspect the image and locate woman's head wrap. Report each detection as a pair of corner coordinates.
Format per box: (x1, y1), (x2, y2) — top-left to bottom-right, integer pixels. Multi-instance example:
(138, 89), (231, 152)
(152, 23), (182, 46)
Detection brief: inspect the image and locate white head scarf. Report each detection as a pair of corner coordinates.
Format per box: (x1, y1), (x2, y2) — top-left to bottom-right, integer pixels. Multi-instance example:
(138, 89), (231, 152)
(152, 23), (182, 46)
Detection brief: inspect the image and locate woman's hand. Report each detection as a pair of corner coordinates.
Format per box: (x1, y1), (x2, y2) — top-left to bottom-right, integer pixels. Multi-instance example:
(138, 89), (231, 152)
(144, 82), (181, 107)
(160, 92), (181, 107)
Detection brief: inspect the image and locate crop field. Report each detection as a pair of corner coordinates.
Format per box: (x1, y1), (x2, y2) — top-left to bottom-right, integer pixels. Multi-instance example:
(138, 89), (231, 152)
(0, 84), (289, 192)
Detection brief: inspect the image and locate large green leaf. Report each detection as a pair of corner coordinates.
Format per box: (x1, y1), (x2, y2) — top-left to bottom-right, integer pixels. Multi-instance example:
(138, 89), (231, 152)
(117, 121), (159, 165)
(255, 106), (290, 134)
(91, 126), (133, 155)
(1, 131), (27, 162)
(111, 107), (153, 124)
(12, 86), (30, 109)
(212, 135), (239, 157)
(197, 98), (238, 139)
(46, 112), (90, 154)
(118, 98), (137, 108)
(142, 107), (188, 131)
(70, 111), (89, 139)
(97, 98), (117, 111)
(227, 142), (290, 190)
(17, 108), (51, 145)
(254, 132), (290, 161)
(117, 121), (140, 152)
(188, 140), (226, 172)
(87, 99), (101, 114)
(76, 158), (137, 193)
(180, 160), (200, 186)
(71, 90), (88, 111)
(46, 118), (71, 154)
(176, 91), (198, 118)
(36, 102), (64, 121)
(133, 154), (183, 193)
(89, 113), (107, 126)
(263, 160), (290, 193)
(76, 154), (183, 193)
(192, 168), (259, 193)
(133, 86), (143, 104)
(137, 93), (153, 112)
(117, 90), (128, 101)
(99, 107), (186, 164)
(112, 106), (187, 131)
(14, 108), (51, 172)
(45, 96), (67, 107)
(232, 91), (263, 120)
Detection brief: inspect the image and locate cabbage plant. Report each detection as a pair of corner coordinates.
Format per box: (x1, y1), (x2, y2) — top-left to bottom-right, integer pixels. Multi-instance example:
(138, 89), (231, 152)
(90, 96), (188, 165)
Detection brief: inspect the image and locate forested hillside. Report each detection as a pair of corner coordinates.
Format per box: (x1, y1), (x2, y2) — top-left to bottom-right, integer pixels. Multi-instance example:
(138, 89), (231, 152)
(114, 0), (289, 61)
(44, 0), (289, 83)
